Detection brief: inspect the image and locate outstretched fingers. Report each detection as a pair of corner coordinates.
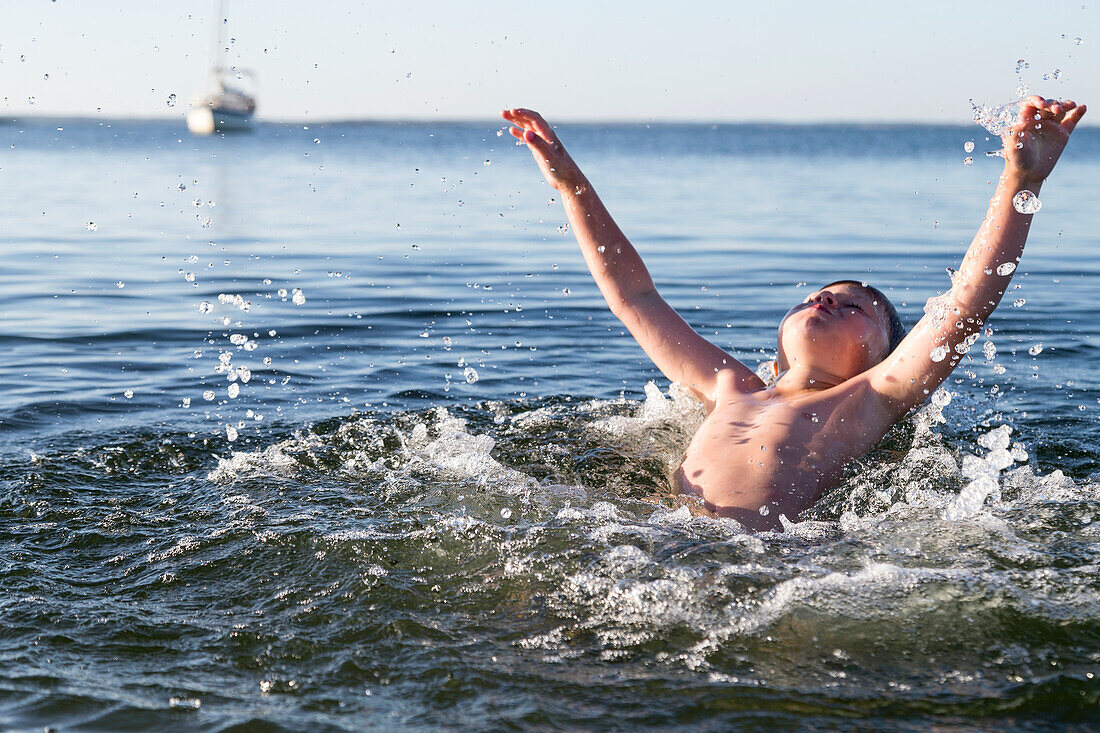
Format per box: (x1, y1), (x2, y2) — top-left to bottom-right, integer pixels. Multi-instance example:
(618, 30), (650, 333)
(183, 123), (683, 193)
(1019, 96), (1088, 135)
(505, 123), (552, 158)
(1063, 104), (1087, 134)
(506, 108), (560, 146)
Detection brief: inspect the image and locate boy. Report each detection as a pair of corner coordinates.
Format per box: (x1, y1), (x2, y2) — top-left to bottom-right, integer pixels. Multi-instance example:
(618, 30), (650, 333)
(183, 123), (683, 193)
(502, 97), (1086, 531)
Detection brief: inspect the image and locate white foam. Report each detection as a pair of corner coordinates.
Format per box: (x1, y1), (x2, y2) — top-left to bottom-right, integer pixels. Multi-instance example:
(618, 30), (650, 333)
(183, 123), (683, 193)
(701, 562), (963, 649)
(208, 438), (310, 483)
(591, 381), (703, 438)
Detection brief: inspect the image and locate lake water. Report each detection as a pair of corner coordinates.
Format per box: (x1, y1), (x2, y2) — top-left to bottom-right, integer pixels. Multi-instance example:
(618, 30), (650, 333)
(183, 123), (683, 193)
(1, 117), (1098, 730)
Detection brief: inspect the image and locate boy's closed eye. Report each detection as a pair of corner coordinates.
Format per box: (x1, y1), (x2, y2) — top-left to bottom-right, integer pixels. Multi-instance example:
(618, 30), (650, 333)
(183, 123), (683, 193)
(801, 297), (864, 311)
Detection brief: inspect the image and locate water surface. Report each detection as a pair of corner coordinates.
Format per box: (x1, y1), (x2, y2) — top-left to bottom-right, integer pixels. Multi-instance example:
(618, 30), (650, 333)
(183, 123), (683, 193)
(1, 118), (1098, 730)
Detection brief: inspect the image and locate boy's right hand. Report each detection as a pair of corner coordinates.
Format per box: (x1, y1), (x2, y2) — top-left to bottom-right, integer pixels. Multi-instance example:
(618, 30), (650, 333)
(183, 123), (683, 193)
(502, 109), (587, 194)
(1003, 95), (1086, 184)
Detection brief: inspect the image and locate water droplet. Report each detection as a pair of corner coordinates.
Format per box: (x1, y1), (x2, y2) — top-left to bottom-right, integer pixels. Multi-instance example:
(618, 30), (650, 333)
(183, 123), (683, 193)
(1028, 343), (1043, 356)
(929, 345), (949, 362)
(463, 366), (479, 383)
(1013, 298), (1026, 307)
(982, 341), (997, 361)
(27, 96), (36, 105)
(116, 281), (125, 288)
(758, 504), (770, 516)
(228, 382), (240, 398)
(993, 364), (1007, 374)
(963, 157), (974, 166)
(202, 390), (216, 401)
(85, 221), (97, 231)
(226, 425), (238, 442)
(964, 141), (975, 153)
(124, 389), (134, 399)
(184, 271), (196, 282)
(167, 93), (177, 107)
(1012, 190), (1041, 214)
(483, 159), (491, 166)
(996, 262), (1017, 276)
(442, 336), (452, 348)
(199, 301), (213, 314)
(1074, 36), (1083, 45)
(236, 366), (251, 383)
(955, 333), (979, 354)
(561, 288), (571, 295)
(292, 288), (306, 305)
(182, 397), (191, 408)
(597, 245), (605, 253)
(500, 507), (512, 519)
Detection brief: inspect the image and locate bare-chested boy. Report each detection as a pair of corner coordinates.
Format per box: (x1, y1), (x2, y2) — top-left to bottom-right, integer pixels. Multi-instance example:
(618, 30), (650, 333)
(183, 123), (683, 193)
(503, 97), (1086, 531)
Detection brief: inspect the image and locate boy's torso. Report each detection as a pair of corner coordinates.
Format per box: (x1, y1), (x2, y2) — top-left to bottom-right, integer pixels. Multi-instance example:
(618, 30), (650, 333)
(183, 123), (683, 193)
(676, 373), (893, 529)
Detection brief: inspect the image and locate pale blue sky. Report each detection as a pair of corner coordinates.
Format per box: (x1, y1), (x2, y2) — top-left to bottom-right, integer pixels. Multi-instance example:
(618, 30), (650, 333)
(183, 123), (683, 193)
(3, 0), (1096, 123)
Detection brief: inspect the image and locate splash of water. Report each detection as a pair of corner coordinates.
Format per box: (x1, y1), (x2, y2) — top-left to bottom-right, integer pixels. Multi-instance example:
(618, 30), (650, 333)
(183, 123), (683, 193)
(970, 83), (1029, 138)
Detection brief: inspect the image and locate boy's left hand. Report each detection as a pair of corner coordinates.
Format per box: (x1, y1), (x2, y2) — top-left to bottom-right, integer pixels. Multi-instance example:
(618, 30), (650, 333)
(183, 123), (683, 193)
(502, 108), (587, 193)
(1003, 96), (1087, 183)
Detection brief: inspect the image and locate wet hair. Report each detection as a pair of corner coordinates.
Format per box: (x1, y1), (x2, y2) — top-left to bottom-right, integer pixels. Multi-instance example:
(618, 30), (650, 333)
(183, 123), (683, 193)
(822, 280), (906, 356)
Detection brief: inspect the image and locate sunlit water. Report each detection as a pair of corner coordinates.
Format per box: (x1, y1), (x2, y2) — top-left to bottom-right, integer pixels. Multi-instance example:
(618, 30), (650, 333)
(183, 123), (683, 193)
(1, 118), (1099, 730)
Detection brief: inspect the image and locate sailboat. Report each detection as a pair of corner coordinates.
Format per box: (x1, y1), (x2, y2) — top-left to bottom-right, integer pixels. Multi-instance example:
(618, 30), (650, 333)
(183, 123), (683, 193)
(186, 0), (257, 135)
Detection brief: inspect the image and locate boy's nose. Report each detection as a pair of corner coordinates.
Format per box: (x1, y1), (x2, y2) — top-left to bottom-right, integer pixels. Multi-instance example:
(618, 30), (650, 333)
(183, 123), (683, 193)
(813, 291), (837, 306)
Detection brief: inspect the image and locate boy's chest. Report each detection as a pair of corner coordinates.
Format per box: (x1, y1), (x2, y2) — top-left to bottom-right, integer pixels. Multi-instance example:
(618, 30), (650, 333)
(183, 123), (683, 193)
(690, 393), (884, 473)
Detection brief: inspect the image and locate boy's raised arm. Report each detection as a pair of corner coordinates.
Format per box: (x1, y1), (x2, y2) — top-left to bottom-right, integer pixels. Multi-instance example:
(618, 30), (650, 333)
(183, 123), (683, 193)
(503, 108), (763, 410)
(868, 96), (1086, 415)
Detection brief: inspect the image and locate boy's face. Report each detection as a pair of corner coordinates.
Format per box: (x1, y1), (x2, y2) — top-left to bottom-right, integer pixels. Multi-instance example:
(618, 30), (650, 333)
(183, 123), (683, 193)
(777, 283), (892, 378)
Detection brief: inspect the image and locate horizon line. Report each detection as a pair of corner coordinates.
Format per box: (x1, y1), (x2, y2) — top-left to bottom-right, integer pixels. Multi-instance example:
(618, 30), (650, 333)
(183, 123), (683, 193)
(2, 112), (1003, 128)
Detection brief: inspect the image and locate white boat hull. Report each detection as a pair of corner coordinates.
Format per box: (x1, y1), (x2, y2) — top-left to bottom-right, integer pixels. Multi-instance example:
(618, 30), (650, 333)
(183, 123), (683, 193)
(186, 105), (254, 135)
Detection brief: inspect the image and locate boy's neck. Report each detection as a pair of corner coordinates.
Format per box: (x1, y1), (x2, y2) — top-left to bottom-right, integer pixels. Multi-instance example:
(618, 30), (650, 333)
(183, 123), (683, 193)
(771, 364), (849, 394)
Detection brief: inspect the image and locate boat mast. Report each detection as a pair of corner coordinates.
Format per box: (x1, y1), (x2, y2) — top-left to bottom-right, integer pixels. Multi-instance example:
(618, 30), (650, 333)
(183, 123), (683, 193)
(210, 0), (228, 76)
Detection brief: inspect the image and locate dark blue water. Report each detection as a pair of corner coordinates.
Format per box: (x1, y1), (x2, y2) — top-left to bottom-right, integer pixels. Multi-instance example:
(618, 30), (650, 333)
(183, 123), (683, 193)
(1, 117), (1098, 730)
